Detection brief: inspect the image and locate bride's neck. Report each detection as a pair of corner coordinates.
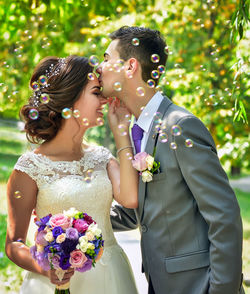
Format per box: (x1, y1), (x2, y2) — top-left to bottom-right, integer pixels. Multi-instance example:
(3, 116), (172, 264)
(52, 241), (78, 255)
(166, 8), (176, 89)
(39, 121), (87, 160)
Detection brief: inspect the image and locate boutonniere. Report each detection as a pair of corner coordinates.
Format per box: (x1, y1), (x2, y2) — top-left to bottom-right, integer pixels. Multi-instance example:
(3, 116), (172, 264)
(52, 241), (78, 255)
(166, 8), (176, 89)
(132, 152), (160, 183)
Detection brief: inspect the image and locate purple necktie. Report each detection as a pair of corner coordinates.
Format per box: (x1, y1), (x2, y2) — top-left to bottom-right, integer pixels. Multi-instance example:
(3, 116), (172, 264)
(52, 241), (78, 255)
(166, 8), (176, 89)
(132, 124), (144, 154)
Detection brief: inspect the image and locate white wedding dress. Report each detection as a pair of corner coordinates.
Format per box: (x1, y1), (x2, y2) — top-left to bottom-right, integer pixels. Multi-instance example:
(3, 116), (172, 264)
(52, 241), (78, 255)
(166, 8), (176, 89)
(14, 145), (138, 294)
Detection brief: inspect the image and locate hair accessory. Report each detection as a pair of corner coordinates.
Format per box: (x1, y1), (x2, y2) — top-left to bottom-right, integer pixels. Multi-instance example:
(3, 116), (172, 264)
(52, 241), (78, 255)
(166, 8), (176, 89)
(31, 57), (66, 107)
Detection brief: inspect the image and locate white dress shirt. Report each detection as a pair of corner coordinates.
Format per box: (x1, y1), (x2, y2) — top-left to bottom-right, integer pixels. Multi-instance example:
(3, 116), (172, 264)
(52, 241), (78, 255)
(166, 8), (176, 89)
(132, 91), (164, 152)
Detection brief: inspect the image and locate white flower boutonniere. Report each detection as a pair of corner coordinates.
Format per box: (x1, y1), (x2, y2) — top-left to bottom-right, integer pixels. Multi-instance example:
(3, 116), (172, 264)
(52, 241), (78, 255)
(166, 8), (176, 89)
(132, 152), (160, 183)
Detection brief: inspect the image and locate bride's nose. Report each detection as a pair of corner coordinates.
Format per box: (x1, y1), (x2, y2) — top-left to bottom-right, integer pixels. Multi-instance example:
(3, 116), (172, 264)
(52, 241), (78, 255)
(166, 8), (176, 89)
(96, 65), (102, 75)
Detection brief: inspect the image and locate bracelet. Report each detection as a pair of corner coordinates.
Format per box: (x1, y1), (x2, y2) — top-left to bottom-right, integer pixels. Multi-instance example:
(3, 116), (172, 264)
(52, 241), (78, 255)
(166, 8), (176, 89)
(116, 146), (133, 157)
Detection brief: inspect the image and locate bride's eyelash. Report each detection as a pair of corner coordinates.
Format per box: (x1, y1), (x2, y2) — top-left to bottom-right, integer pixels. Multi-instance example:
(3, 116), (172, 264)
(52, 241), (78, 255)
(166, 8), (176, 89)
(94, 92), (101, 96)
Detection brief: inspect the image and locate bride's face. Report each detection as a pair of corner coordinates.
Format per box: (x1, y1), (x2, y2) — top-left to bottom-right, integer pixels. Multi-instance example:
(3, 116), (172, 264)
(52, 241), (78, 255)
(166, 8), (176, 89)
(73, 75), (107, 128)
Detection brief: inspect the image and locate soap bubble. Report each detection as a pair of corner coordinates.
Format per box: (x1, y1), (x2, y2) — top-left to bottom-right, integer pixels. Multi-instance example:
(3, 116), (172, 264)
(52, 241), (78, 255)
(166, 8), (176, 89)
(113, 59), (125, 72)
(151, 70), (159, 79)
(151, 54), (160, 63)
(113, 82), (122, 91)
(38, 75), (48, 86)
(159, 132), (168, 143)
(82, 118), (89, 126)
(29, 109), (39, 120)
(118, 124), (128, 136)
(61, 108), (72, 119)
(96, 117), (104, 126)
(86, 169), (93, 178)
(31, 82), (39, 91)
(40, 93), (50, 104)
(170, 142), (177, 149)
(132, 38), (139, 46)
(89, 55), (99, 67)
(14, 191), (22, 199)
(73, 109), (80, 118)
(147, 79), (155, 88)
(185, 139), (194, 148)
(136, 87), (145, 97)
(87, 73), (95, 80)
(158, 65), (165, 74)
(171, 125), (182, 136)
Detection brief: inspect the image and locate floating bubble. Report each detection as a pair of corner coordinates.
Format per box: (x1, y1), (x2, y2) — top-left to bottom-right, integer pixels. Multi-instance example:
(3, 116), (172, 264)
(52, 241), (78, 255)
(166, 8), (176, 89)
(164, 46), (169, 54)
(29, 109), (39, 120)
(147, 79), (155, 88)
(73, 109), (80, 118)
(40, 93), (50, 104)
(185, 139), (194, 148)
(84, 177), (92, 184)
(89, 55), (99, 67)
(155, 124), (162, 132)
(170, 142), (177, 149)
(126, 71), (133, 79)
(87, 73), (95, 80)
(96, 117), (104, 126)
(126, 152), (133, 160)
(136, 87), (145, 97)
(153, 112), (162, 124)
(118, 124), (127, 136)
(159, 132), (168, 143)
(124, 114), (131, 122)
(158, 65), (165, 74)
(82, 118), (89, 126)
(86, 169), (94, 178)
(151, 70), (159, 79)
(113, 59), (125, 72)
(104, 63), (114, 72)
(38, 75), (48, 86)
(113, 82), (122, 91)
(151, 54), (160, 63)
(132, 38), (139, 46)
(31, 82), (39, 91)
(62, 108), (72, 119)
(171, 125), (182, 136)
(140, 106), (145, 112)
(14, 191), (22, 199)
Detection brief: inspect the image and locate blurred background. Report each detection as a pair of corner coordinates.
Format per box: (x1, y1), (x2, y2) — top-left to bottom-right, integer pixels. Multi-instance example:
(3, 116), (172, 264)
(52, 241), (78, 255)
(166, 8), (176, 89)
(0, 0), (249, 293)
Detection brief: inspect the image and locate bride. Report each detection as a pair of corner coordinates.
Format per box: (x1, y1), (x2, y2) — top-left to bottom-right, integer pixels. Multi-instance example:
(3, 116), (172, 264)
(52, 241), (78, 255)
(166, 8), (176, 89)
(5, 55), (139, 293)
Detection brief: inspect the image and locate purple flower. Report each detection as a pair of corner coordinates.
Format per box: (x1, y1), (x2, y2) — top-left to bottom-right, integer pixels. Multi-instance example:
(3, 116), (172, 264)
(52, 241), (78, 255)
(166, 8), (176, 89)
(36, 214), (52, 232)
(35, 251), (50, 271)
(36, 230), (48, 246)
(48, 253), (60, 269)
(52, 226), (64, 238)
(30, 246), (37, 259)
(76, 259), (92, 272)
(60, 254), (71, 270)
(66, 228), (79, 240)
(61, 238), (78, 255)
(44, 242), (61, 254)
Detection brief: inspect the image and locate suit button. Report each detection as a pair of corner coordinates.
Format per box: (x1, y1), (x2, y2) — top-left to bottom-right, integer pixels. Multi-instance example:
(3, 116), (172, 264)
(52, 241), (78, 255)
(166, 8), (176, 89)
(141, 225), (148, 233)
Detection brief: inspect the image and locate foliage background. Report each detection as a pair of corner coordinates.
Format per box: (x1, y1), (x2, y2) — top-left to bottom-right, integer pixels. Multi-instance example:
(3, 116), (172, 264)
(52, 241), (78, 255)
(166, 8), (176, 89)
(0, 0), (249, 292)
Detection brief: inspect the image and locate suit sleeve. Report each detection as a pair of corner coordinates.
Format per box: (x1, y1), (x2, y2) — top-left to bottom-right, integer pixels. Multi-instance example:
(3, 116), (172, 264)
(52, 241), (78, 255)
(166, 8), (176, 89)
(110, 202), (139, 232)
(173, 116), (243, 294)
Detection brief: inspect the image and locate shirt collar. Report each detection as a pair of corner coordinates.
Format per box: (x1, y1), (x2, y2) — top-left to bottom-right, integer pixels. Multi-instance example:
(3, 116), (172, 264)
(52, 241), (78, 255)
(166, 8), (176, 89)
(134, 91), (164, 133)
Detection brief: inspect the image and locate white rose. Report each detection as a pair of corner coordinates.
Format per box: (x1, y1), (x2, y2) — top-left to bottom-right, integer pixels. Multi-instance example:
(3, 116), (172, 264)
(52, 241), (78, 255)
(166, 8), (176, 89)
(44, 231), (54, 242)
(86, 231), (95, 241)
(56, 233), (66, 243)
(77, 236), (89, 252)
(142, 170), (153, 182)
(87, 223), (102, 238)
(146, 155), (154, 170)
(63, 207), (80, 218)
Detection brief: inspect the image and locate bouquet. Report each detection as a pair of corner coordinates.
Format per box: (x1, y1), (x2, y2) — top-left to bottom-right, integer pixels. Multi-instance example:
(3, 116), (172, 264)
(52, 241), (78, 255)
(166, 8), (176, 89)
(30, 207), (104, 294)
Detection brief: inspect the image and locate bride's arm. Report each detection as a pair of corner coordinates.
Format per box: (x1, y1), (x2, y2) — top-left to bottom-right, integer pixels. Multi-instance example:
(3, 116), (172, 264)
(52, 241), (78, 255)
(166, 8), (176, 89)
(5, 170), (73, 285)
(107, 100), (138, 209)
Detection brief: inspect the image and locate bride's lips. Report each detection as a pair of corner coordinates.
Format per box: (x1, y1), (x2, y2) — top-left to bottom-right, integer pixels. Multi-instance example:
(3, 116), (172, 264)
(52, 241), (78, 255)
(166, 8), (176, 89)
(96, 109), (104, 117)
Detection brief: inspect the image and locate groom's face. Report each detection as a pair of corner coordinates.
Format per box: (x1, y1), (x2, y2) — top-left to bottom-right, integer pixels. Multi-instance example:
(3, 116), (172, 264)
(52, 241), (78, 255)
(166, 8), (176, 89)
(97, 40), (126, 98)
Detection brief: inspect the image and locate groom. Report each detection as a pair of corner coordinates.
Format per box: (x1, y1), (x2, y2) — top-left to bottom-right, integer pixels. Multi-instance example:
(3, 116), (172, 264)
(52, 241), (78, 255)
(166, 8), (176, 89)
(97, 26), (244, 294)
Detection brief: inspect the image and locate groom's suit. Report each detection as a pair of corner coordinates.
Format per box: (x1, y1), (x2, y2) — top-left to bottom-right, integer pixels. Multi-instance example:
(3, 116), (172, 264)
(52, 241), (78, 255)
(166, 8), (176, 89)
(111, 95), (244, 294)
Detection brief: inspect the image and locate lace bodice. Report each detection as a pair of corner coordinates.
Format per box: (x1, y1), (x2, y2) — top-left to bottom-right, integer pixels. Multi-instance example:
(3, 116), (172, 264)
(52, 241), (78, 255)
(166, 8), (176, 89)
(14, 145), (117, 247)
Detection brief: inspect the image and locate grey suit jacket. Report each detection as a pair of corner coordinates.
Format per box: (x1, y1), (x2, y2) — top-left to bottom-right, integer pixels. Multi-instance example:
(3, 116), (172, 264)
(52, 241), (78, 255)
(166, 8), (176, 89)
(111, 97), (244, 294)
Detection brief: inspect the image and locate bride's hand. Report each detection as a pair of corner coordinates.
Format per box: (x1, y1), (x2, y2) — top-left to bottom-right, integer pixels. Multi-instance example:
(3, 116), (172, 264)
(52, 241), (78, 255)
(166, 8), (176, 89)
(108, 98), (131, 136)
(47, 268), (75, 286)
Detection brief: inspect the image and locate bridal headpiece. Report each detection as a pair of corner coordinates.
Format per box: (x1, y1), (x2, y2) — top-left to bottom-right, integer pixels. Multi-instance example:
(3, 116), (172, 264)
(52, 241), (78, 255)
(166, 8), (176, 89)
(30, 57), (66, 107)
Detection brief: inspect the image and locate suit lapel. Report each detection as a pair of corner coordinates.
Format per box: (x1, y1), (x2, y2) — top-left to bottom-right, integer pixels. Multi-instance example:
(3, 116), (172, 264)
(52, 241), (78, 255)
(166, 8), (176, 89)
(138, 96), (172, 221)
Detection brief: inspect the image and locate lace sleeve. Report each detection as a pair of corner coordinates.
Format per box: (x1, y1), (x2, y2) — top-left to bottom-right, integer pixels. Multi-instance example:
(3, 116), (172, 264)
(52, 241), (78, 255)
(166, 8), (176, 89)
(14, 152), (40, 184)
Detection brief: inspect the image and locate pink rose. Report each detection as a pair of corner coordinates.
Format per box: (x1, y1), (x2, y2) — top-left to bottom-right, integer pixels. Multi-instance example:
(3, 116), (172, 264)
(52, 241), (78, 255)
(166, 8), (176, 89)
(49, 214), (71, 230)
(132, 152), (148, 171)
(70, 250), (87, 268)
(73, 219), (89, 233)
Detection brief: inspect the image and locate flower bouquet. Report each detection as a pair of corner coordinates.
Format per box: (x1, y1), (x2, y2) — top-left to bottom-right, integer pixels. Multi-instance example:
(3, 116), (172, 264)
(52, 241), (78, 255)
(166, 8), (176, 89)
(30, 207), (104, 294)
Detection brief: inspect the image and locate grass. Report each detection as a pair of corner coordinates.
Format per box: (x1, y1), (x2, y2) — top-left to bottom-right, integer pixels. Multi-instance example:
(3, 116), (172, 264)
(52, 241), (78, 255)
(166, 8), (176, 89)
(0, 121), (250, 293)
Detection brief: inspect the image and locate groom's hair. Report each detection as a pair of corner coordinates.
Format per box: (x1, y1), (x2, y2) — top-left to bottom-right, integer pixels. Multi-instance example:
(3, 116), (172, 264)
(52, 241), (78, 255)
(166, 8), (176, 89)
(109, 26), (167, 84)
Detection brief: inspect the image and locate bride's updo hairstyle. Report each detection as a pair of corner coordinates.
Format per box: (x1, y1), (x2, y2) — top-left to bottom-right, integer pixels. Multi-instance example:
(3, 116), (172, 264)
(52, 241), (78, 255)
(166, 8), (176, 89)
(20, 55), (93, 144)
